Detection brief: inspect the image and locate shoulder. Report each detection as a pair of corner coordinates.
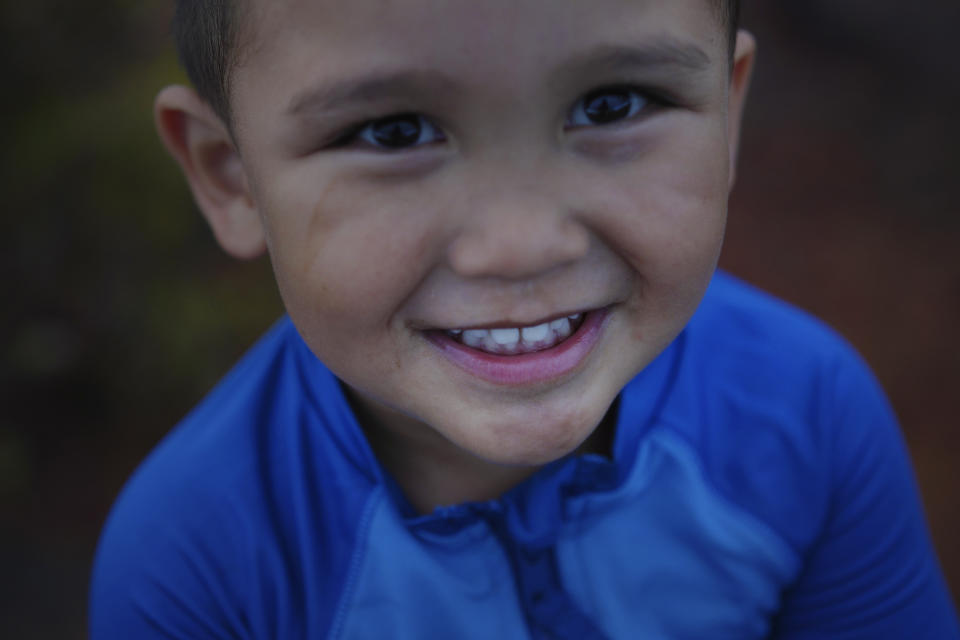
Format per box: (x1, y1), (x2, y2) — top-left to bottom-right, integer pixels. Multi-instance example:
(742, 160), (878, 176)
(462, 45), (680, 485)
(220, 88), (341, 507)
(649, 274), (959, 636)
(675, 271), (887, 441)
(659, 272), (897, 552)
(690, 270), (857, 375)
(684, 270), (881, 423)
(90, 318), (381, 639)
(113, 317), (377, 505)
(114, 318), (305, 510)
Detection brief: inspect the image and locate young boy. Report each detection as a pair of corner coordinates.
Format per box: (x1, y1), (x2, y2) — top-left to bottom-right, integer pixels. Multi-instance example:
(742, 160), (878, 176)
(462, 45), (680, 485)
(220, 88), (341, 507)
(90, 0), (959, 637)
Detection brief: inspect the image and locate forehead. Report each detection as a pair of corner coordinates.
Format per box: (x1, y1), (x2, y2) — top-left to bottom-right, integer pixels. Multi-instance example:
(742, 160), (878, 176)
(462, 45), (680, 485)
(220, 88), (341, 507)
(230, 0), (728, 137)
(238, 0), (725, 72)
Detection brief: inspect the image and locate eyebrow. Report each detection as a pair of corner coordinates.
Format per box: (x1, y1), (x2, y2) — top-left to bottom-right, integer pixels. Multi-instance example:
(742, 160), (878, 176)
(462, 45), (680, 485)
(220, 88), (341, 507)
(555, 39), (712, 80)
(286, 70), (457, 117)
(286, 38), (712, 117)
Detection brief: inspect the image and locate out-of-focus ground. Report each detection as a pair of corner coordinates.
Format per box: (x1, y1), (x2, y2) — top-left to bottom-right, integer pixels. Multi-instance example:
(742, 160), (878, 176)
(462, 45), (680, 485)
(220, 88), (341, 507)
(1, 1), (957, 636)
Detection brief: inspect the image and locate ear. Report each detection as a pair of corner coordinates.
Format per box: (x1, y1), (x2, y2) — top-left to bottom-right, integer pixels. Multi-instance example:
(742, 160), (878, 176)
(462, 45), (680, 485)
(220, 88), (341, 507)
(154, 85), (266, 259)
(726, 30), (757, 190)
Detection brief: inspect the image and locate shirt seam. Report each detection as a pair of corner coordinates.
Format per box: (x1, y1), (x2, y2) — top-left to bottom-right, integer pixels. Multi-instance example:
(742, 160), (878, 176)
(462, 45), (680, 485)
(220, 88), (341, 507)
(648, 424), (800, 565)
(325, 488), (385, 640)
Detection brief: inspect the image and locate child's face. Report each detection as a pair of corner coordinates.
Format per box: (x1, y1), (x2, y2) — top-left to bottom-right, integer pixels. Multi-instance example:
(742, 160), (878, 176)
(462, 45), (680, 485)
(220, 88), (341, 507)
(223, 0), (751, 466)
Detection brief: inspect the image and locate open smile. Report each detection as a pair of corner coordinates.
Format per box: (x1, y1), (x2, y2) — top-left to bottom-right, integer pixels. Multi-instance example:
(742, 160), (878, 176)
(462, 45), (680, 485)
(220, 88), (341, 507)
(425, 309), (610, 386)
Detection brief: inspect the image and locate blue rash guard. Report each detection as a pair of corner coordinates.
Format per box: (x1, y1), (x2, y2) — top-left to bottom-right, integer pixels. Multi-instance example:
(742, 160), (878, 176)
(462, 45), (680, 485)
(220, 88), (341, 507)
(89, 272), (959, 639)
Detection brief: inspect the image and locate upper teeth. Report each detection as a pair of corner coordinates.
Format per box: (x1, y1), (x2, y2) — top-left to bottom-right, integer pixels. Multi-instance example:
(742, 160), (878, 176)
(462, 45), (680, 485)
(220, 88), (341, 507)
(448, 313), (584, 355)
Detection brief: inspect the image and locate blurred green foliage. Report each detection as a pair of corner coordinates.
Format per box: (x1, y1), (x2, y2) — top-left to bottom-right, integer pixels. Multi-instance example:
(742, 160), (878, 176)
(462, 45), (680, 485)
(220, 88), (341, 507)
(2, 1), (281, 438)
(2, 3), (281, 635)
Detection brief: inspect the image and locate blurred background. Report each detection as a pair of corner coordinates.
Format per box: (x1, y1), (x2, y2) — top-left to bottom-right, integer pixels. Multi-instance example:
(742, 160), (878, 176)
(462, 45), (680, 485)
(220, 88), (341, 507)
(1, 0), (957, 636)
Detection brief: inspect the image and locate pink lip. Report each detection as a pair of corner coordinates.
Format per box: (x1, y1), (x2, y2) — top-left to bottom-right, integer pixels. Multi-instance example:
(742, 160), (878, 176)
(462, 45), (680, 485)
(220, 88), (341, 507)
(425, 309), (610, 386)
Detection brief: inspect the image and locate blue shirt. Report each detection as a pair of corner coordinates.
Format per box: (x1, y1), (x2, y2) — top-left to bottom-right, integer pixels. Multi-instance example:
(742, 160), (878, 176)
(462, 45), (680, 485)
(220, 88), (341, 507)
(89, 272), (959, 639)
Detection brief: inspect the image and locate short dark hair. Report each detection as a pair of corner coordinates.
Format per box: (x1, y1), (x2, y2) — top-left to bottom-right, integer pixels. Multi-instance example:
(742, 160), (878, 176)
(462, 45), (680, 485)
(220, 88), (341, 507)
(172, 0), (243, 124)
(173, 0), (741, 126)
(721, 0), (741, 54)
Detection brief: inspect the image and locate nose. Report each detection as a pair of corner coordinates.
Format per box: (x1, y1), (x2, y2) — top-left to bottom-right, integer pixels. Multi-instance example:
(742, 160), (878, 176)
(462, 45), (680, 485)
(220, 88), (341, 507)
(446, 191), (591, 280)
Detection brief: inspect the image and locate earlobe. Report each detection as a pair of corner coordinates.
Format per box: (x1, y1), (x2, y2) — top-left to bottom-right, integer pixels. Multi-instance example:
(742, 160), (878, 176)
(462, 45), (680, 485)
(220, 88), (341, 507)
(154, 85), (266, 259)
(726, 30), (757, 190)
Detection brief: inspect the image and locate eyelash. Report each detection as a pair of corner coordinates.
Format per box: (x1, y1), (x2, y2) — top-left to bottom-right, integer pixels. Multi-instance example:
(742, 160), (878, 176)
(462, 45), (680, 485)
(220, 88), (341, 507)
(567, 86), (660, 128)
(330, 86), (662, 151)
(331, 114), (446, 150)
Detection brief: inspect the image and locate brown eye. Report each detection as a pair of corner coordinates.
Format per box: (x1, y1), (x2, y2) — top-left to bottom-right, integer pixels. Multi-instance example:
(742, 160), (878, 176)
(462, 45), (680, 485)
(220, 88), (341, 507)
(568, 88), (648, 127)
(358, 114), (445, 149)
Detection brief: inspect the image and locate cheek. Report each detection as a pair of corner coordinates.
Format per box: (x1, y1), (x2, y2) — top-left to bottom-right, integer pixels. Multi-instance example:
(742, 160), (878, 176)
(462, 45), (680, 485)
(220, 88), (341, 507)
(256, 170), (444, 339)
(572, 124), (730, 338)
(591, 127), (730, 279)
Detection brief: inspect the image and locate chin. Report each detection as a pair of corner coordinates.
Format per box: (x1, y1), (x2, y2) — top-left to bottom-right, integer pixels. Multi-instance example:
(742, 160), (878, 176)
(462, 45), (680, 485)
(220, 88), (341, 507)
(450, 398), (611, 468)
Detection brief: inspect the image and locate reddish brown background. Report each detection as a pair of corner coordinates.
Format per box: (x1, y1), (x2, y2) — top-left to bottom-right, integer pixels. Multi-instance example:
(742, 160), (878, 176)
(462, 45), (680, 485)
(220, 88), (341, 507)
(1, 0), (957, 636)
(724, 0), (960, 604)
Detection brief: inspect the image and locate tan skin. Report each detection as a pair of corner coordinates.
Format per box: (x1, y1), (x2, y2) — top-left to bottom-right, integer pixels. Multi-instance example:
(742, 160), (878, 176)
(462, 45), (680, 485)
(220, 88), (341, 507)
(155, 0), (755, 514)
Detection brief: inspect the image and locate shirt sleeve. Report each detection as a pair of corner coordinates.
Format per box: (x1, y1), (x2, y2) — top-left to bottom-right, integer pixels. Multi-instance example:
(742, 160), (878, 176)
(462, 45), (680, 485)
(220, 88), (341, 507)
(770, 349), (959, 639)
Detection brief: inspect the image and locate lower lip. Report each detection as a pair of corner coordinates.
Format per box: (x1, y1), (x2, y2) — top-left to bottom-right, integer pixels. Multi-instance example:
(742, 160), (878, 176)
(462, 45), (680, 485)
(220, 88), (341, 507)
(425, 309), (610, 386)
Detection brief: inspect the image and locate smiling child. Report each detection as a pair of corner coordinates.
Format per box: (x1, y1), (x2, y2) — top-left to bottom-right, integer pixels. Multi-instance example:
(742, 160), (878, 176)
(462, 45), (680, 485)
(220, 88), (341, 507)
(89, 1), (958, 638)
